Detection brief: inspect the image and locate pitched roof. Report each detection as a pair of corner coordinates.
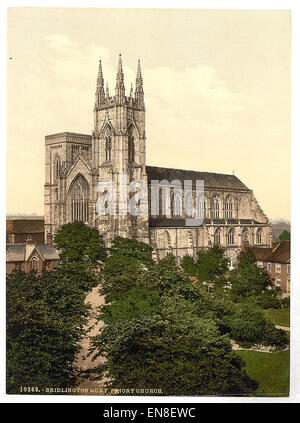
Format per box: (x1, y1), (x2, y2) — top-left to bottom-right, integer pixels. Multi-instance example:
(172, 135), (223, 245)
(146, 166), (250, 191)
(6, 244), (59, 262)
(246, 240), (290, 264)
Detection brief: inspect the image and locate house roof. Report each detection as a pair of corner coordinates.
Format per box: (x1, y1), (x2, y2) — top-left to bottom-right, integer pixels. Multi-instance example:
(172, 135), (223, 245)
(6, 244), (59, 262)
(146, 166), (250, 191)
(246, 240), (290, 264)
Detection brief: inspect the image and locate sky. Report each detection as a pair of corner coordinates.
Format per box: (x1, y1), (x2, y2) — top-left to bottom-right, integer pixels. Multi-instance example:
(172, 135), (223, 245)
(6, 8), (291, 221)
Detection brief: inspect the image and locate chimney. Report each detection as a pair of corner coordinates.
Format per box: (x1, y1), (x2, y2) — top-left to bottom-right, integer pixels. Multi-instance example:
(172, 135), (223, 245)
(26, 235), (35, 245)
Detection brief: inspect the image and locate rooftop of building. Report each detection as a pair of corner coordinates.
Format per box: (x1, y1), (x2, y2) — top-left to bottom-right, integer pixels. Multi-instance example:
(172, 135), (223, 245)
(146, 165), (250, 191)
(246, 240), (290, 264)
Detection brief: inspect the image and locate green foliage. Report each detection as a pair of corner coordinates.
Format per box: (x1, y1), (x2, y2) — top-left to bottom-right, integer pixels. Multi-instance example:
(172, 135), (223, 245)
(229, 264), (272, 299)
(279, 230), (290, 241)
(6, 269), (91, 394)
(90, 297), (258, 395)
(100, 287), (162, 324)
(196, 245), (229, 285)
(226, 303), (288, 349)
(238, 251), (256, 268)
(54, 221), (107, 264)
(180, 255), (197, 276)
(108, 237), (154, 268)
(281, 297), (290, 309)
(88, 242), (259, 396)
(254, 292), (282, 309)
(100, 254), (148, 301)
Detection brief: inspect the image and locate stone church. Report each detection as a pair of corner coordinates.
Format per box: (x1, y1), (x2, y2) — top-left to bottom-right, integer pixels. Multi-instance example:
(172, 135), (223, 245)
(44, 55), (272, 264)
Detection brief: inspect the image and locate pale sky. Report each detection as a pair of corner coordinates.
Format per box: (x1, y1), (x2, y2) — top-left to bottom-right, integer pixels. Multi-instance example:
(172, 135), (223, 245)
(6, 8), (291, 221)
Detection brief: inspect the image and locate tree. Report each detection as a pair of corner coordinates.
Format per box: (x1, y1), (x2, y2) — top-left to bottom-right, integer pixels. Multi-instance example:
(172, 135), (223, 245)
(108, 237), (154, 268)
(225, 302), (288, 349)
(6, 269), (91, 393)
(229, 262), (272, 299)
(88, 242), (258, 396)
(89, 292), (258, 395)
(180, 255), (197, 277)
(279, 230), (290, 241)
(195, 245), (229, 289)
(54, 221), (107, 265)
(238, 250), (256, 268)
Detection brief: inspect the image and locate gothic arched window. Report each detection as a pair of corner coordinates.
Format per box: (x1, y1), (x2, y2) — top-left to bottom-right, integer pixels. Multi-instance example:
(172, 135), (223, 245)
(214, 228), (221, 245)
(30, 256), (38, 271)
(241, 227), (249, 243)
(197, 197), (206, 219)
(54, 156), (61, 182)
(128, 135), (135, 163)
(256, 228), (262, 244)
(227, 228), (235, 245)
(105, 136), (112, 162)
(225, 196), (233, 218)
(211, 198), (220, 219)
(69, 174), (89, 222)
(173, 192), (182, 217)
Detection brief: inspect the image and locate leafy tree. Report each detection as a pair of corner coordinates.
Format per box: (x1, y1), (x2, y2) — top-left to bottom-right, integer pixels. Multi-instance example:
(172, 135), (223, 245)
(180, 255), (197, 277)
(108, 237), (154, 268)
(89, 293), (258, 396)
(226, 302), (288, 349)
(6, 269), (91, 394)
(88, 242), (258, 396)
(229, 263), (272, 299)
(54, 221), (107, 265)
(238, 250), (256, 268)
(279, 230), (290, 241)
(195, 245), (229, 290)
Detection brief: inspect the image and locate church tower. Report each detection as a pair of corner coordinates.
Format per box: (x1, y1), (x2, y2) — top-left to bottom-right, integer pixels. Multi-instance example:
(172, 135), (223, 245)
(91, 55), (149, 245)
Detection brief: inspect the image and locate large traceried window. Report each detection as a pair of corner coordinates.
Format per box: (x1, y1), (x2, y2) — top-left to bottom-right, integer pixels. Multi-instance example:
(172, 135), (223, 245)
(211, 198), (220, 219)
(227, 228), (235, 245)
(225, 196), (233, 218)
(69, 175), (89, 222)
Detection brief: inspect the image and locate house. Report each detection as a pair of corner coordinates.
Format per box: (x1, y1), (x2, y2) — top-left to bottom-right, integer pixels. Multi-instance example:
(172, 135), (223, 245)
(245, 240), (290, 294)
(6, 236), (59, 275)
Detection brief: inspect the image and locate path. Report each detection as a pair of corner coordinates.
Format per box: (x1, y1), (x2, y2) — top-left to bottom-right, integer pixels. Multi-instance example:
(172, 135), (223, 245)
(73, 285), (108, 395)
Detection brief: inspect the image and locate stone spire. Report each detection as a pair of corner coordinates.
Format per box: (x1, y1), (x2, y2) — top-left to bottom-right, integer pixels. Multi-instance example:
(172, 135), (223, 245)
(106, 82), (110, 98)
(95, 59), (105, 106)
(135, 59), (144, 108)
(115, 54), (125, 103)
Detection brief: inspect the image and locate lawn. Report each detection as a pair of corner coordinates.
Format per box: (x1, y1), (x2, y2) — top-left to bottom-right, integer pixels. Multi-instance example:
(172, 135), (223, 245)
(262, 308), (290, 327)
(237, 349), (290, 396)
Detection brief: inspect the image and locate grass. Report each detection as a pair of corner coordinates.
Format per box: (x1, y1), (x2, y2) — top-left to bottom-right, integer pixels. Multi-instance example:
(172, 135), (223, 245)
(262, 308), (290, 327)
(237, 349), (290, 396)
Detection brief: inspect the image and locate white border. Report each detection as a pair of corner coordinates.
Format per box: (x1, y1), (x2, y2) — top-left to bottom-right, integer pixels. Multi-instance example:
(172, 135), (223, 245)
(1, 0), (299, 404)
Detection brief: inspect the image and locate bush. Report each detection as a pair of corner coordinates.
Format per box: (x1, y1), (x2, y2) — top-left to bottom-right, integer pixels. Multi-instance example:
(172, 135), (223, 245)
(261, 321), (289, 349)
(255, 293), (282, 309)
(281, 297), (290, 309)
